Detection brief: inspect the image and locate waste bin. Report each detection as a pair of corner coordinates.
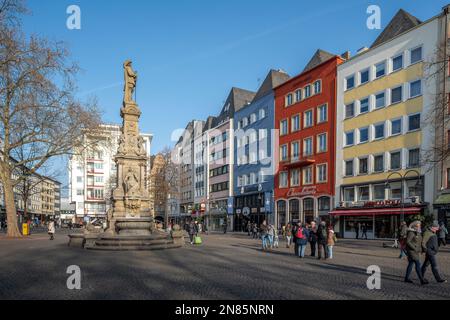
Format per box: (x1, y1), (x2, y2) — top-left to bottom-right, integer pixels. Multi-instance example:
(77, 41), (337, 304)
(22, 223), (29, 236)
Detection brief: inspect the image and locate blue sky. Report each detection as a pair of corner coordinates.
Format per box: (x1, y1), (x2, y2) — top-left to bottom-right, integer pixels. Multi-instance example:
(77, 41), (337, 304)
(22, 0), (449, 189)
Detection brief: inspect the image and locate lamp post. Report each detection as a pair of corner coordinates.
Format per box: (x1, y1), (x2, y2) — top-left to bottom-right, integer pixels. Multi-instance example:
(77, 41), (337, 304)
(385, 170), (423, 223)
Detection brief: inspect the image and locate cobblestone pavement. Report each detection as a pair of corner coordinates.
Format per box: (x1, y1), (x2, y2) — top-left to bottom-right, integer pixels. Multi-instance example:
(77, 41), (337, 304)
(0, 230), (449, 300)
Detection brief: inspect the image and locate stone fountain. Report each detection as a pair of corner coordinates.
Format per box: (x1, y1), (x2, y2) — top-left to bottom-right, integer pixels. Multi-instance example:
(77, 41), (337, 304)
(68, 60), (184, 251)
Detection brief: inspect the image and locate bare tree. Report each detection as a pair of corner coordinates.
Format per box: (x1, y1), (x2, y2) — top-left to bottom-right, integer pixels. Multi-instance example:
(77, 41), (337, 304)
(150, 147), (180, 228)
(0, 1), (101, 237)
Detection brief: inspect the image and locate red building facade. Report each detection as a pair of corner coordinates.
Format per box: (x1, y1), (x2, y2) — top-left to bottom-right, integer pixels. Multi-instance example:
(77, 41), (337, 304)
(274, 50), (343, 228)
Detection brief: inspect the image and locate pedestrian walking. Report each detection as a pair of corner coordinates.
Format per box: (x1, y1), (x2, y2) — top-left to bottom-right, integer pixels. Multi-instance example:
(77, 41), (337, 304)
(267, 224), (275, 249)
(295, 222), (309, 258)
(292, 222), (303, 257)
(308, 221), (318, 257)
(260, 220), (269, 251)
(223, 220), (227, 234)
(355, 222), (361, 239)
(317, 221), (328, 260)
(48, 220), (55, 240)
(398, 221), (408, 259)
(327, 226), (337, 259)
(361, 223), (368, 240)
(438, 222), (448, 247)
(285, 223), (293, 248)
(252, 223), (258, 239)
(273, 226), (279, 249)
(404, 221), (427, 285)
(188, 220), (198, 245)
(421, 221), (447, 283)
(247, 221), (251, 236)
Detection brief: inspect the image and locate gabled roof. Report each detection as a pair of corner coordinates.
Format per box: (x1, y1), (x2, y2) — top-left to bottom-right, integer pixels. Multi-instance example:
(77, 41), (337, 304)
(252, 69), (290, 102)
(302, 49), (336, 73)
(371, 9), (422, 48)
(213, 87), (255, 127)
(203, 116), (216, 131)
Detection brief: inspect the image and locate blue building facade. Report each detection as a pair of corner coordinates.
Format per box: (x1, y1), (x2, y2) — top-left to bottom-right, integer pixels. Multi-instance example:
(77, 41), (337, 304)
(233, 70), (290, 231)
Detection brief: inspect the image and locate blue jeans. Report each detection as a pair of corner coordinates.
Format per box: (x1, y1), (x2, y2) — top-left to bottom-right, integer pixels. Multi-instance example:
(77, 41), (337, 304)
(268, 235), (274, 248)
(298, 244), (306, 257)
(405, 257), (424, 282)
(327, 245), (333, 259)
(262, 234), (268, 249)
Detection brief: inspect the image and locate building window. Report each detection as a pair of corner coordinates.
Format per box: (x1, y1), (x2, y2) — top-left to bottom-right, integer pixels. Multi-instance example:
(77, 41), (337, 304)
(303, 166), (313, 185)
(374, 123), (385, 140)
(344, 187), (355, 202)
(345, 131), (355, 146)
(77, 176), (83, 183)
(410, 80), (422, 98)
(345, 102), (355, 119)
(279, 172), (288, 188)
(317, 164), (327, 183)
(390, 182), (402, 199)
(358, 186), (370, 201)
(390, 151), (402, 170)
(345, 159), (354, 176)
(373, 184), (386, 200)
(280, 119), (288, 135)
(317, 133), (327, 152)
(76, 189), (84, 196)
(318, 104), (328, 123)
(250, 113), (257, 124)
(391, 85), (403, 104)
(346, 75), (355, 90)
(359, 127), (369, 144)
(375, 61), (386, 78)
(375, 92), (385, 109)
(291, 114), (300, 132)
(295, 89), (302, 102)
(410, 46), (422, 64)
(304, 85), (311, 98)
(392, 54), (404, 72)
(360, 97), (369, 114)
(360, 69), (369, 85)
(259, 108), (266, 119)
(250, 172), (257, 185)
(286, 94), (293, 106)
(291, 169), (300, 186)
(280, 145), (288, 162)
(314, 80), (322, 94)
(408, 148), (420, 168)
(359, 157), (369, 175)
(408, 114), (421, 131)
(374, 154), (385, 172)
(318, 197), (331, 211)
(292, 141), (300, 160)
(391, 118), (402, 135)
(304, 110), (313, 127)
(304, 137), (313, 156)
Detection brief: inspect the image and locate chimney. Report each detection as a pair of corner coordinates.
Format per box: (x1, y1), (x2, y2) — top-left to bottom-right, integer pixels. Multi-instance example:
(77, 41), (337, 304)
(341, 51), (351, 60)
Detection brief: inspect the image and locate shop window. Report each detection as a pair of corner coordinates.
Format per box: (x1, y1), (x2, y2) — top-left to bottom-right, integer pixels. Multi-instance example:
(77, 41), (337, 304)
(318, 197), (330, 212)
(277, 201), (287, 227)
(289, 199), (300, 222)
(303, 198), (314, 223)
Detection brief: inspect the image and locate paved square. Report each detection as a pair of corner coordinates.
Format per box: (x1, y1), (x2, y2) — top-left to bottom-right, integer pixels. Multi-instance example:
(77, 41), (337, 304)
(0, 230), (449, 300)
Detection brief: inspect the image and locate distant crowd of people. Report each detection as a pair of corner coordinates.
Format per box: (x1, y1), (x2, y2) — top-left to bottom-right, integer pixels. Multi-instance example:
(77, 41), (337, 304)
(246, 220), (337, 260)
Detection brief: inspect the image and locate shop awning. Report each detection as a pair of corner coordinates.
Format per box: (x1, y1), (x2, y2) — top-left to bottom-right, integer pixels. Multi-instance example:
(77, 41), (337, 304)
(434, 194), (450, 205)
(330, 207), (422, 217)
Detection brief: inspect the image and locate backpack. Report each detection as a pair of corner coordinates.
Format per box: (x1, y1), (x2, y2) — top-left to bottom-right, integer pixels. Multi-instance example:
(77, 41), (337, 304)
(296, 228), (304, 239)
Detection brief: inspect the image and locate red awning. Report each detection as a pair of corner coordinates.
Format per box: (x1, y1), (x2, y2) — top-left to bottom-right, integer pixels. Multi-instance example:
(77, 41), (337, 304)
(329, 207), (422, 217)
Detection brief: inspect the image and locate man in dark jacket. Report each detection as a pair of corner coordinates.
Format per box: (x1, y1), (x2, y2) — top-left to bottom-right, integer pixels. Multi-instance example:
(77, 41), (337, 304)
(317, 221), (328, 260)
(421, 221), (447, 283)
(404, 221), (427, 285)
(308, 221), (318, 257)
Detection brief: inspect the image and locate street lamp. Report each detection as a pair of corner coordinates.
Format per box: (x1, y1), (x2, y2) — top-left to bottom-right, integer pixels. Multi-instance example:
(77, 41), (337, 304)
(385, 170), (423, 223)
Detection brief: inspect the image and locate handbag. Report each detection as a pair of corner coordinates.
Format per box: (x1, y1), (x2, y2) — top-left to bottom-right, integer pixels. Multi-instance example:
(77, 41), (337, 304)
(194, 236), (202, 245)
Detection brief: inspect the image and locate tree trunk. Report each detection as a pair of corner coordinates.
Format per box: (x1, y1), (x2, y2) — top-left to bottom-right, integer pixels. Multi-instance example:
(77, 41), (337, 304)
(1, 174), (22, 238)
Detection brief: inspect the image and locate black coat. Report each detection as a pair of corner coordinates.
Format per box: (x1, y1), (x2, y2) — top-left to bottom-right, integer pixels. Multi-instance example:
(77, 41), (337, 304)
(423, 230), (439, 256)
(309, 228), (318, 243)
(317, 225), (327, 244)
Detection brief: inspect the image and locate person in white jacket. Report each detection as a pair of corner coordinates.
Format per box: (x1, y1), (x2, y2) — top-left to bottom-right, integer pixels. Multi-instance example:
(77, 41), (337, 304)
(48, 220), (55, 240)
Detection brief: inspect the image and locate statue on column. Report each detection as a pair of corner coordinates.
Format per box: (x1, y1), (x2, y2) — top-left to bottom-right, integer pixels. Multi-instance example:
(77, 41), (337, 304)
(123, 60), (137, 104)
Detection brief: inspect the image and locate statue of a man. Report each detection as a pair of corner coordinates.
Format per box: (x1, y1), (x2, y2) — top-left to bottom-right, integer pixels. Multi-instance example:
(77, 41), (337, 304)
(123, 60), (137, 103)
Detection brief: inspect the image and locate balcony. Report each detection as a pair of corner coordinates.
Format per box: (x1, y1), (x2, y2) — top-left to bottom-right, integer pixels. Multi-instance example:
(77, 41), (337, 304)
(281, 156), (315, 169)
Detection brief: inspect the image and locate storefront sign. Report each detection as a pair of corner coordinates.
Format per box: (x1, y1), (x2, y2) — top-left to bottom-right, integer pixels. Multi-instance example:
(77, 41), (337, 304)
(227, 197), (234, 215)
(287, 186), (317, 197)
(242, 207), (250, 216)
(264, 192), (272, 214)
